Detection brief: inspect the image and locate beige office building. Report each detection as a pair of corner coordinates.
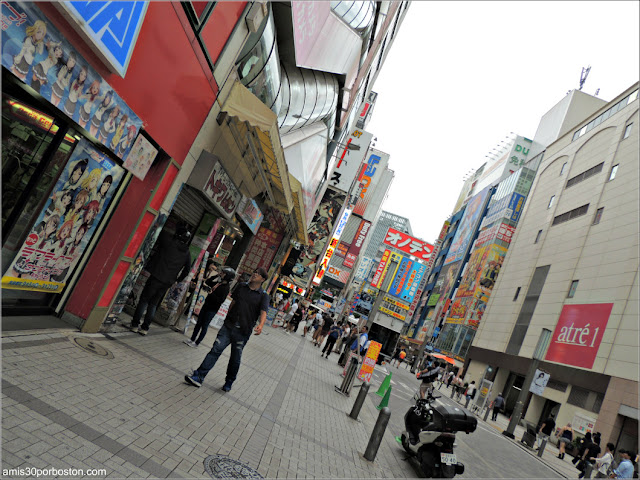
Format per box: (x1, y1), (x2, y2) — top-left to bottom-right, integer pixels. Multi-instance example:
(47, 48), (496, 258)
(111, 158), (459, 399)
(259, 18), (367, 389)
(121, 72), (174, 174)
(466, 83), (638, 453)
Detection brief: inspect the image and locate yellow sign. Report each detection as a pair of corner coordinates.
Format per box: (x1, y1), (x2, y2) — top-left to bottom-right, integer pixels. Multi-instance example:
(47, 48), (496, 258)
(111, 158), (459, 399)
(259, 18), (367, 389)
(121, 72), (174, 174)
(358, 341), (382, 383)
(383, 295), (410, 310)
(380, 306), (406, 320)
(445, 317), (465, 324)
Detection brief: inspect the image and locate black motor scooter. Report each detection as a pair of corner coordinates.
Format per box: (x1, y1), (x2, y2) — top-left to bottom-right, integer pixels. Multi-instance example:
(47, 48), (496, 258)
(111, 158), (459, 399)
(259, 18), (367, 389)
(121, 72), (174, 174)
(400, 383), (477, 478)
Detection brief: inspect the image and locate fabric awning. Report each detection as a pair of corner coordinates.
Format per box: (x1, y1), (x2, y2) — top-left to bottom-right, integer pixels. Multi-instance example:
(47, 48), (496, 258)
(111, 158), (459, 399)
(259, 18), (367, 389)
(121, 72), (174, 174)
(219, 81), (307, 244)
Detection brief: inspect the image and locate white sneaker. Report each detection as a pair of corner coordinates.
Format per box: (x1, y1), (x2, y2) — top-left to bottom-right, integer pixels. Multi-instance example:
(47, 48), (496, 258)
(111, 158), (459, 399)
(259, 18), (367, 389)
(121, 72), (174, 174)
(183, 339), (197, 347)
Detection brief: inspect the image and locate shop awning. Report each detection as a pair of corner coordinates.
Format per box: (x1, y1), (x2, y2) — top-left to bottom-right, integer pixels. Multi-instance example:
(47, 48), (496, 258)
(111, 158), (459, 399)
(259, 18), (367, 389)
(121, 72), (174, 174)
(219, 81), (307, 243)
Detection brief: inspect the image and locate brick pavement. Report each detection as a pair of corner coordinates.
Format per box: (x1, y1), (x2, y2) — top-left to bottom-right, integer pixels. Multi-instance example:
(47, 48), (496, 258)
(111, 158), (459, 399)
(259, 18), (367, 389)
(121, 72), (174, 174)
(2, 321), (419, 479)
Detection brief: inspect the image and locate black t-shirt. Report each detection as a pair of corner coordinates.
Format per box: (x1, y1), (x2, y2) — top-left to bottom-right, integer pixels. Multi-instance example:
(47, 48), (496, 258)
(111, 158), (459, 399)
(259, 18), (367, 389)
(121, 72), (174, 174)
(584, 442), (601, 460)
(223, 283), (270, 336)
(541, 418), (556, 435)
(202, 281), (230, 314)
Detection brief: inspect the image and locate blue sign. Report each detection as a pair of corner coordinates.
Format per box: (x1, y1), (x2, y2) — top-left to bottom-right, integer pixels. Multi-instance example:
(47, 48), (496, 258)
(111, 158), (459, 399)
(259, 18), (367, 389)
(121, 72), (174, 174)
(508, 193), (526, 223)
(399, 262), (427, 303)
(64, 1), (148, 76)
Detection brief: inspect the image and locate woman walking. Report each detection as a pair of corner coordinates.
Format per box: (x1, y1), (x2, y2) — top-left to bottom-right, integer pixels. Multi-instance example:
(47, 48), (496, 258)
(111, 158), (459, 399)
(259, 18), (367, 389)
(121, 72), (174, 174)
(557, 422), (573, 459)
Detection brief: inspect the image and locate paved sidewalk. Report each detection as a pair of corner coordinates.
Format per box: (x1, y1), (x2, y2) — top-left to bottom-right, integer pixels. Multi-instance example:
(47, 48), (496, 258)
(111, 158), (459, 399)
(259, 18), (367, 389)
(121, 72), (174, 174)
(2, 320), (419, 479)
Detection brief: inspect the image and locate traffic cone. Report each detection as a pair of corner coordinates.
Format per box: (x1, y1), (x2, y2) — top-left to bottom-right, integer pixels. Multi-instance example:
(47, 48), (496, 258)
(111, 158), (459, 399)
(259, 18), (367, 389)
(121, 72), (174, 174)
(375, 372), (392, 396)
(377, 386), (391, 410)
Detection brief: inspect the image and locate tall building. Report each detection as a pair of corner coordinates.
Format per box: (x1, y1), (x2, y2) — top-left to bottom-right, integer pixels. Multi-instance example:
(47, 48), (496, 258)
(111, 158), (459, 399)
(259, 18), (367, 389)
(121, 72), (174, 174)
(466, 83), (638, 454)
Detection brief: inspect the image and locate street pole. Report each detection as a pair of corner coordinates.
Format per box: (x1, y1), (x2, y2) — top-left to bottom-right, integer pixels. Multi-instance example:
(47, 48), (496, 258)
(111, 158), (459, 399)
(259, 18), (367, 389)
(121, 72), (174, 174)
(502, 328), (552, 439)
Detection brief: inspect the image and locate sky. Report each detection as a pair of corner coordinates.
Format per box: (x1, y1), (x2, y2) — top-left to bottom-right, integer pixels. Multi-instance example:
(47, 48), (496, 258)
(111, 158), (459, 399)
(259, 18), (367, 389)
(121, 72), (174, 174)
(366, 1), (639, 243)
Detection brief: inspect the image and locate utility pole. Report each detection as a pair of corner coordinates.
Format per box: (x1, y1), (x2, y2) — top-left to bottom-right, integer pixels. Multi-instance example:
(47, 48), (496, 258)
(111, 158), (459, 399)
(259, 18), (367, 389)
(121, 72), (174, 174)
(503, 328), (552, 439)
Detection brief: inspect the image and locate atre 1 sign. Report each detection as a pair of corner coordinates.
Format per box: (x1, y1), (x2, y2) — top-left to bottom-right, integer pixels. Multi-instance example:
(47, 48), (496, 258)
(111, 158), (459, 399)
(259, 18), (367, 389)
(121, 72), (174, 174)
(545, 303), (613, 369)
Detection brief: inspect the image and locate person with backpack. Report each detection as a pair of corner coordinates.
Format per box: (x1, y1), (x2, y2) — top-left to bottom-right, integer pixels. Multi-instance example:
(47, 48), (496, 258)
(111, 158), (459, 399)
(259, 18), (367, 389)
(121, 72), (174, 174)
(351, 326), (369, 355)
(322, 321), (341, 358)
(185, 268), (269, 392)
(464, 380), (477, 408)
(491, 392), (505, 421)
(591, 442), (615, 478)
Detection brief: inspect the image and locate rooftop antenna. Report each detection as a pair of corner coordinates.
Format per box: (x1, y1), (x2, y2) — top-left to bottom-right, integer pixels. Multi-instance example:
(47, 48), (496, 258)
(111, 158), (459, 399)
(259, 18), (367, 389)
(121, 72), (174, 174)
(579, 66), (591, 91)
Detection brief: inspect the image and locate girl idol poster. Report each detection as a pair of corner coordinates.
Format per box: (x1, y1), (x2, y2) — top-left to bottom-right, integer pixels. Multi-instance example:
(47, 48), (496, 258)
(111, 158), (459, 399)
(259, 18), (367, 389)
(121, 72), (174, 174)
(2, 139), (125, 293)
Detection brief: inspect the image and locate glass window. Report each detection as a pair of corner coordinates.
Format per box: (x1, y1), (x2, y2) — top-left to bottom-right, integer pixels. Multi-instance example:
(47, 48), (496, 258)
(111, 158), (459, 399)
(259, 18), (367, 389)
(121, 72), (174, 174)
(609, 164), (619, 181)
(593, 207), (604, 225)
(568, 280), (579, 298)
(535, 230), (543, 244)
(548, 196), (555, 209)
(513, 287), (521, 301)
(623, 123), (633, 139)
(560, 162), (567, 175)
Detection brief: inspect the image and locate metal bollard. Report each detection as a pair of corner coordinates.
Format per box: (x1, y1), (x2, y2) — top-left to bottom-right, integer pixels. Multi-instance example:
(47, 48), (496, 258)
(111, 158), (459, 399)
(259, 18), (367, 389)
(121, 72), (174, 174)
(363, 406), (391, 461)
(537, 438), (547, 457)
(583, 461), (594, 478)
(348, 382), (370, 420)
(451, 386), (456, 398)
(335, 357), (359, 396)
(483, 405), (491, 422)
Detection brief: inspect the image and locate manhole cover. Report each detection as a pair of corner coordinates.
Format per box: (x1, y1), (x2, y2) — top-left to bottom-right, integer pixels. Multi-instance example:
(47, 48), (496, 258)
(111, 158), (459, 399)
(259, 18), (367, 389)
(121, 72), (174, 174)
(204, 455), (263, 479)
(70, 337), (114, 359)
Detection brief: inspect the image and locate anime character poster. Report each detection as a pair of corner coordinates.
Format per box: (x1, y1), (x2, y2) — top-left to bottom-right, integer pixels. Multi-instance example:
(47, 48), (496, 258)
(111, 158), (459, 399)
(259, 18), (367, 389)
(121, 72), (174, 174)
(122, 134), (158, 181)
(1, 1), (142, 161)
(456, 245), (489, 298)
(290, 189), (346, 288)
(444, 187), (491, 266)
(2, 138), (125, 293)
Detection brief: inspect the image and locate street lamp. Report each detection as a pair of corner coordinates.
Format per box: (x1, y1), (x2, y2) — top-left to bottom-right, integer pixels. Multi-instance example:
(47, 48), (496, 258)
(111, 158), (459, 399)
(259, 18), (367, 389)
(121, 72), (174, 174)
(502, 328), (552, 439)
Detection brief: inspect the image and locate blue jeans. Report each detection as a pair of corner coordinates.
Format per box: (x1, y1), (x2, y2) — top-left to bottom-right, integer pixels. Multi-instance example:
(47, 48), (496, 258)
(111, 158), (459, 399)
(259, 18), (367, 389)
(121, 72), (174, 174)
(191, 309), (216, 345)
(192, 324), (251, 385)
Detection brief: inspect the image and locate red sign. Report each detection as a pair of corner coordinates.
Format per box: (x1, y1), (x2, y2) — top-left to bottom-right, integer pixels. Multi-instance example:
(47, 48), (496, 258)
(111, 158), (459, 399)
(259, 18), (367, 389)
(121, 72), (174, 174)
(383, 228), (434, 261)
(497, 223), (516, 244)
(371, 249), (391, 288)
(239, 226), (282, 276)
(344, 219), (371, 269)
(335, 241), (350, 258)
(545, 303), (614, 369)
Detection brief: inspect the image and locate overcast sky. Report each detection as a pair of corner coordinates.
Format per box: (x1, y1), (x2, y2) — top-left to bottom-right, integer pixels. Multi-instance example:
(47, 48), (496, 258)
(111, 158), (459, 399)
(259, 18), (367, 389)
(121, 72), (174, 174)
(366, 1), (639, 243)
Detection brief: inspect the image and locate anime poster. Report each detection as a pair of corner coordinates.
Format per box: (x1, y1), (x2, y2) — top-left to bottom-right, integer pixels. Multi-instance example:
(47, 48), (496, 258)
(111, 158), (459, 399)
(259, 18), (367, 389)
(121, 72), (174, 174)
(2, 138), (124, 292)
(437, 260), (461, 306)
(122, 134), (158, 181)
(1, 1), (142, 161)
(477, 244), (507, 292)
(456, 245), (489, 298)
(290, 189), (345, 288)
(444, 187), (491, 266)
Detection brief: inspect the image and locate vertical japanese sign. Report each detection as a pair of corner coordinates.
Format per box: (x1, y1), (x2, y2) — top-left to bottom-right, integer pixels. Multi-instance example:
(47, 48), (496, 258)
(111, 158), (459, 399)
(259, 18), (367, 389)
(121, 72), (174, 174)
(329, 129), (373, 192)
(371, 249), (391, 288)
(344, 219), (371, 269)
(1, 1), (143, 161)
(399, 262), (427, 304)
(238, 226), (283, 276)
(357, 341), (382, 383)
(203, 159), (241, 219)
(352, 149), (389, 216)
(2, 139), (124, 292)
(389, 256), (411, 296)
(312, 208), (351, 285)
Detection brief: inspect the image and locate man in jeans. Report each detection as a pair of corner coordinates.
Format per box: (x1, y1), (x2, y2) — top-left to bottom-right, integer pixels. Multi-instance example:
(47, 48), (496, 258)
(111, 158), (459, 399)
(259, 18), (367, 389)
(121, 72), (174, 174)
(185, 268), (269, 392)
(536, 414), (556, 450)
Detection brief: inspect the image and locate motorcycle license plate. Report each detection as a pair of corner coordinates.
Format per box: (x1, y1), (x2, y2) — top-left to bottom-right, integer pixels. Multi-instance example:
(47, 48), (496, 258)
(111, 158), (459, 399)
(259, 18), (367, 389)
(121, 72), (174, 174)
(440, 452), (457, 465)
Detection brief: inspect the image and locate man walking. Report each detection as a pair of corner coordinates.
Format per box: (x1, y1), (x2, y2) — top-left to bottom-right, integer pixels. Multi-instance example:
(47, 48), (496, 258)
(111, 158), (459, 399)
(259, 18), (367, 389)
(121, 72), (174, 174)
(491, 392), (505, 421)
(185, 268), (269, 392)
(129, 225), (192, 335)
(464, 380), (477, 408)
(536, 414), (556, 450)
(611, 449), (634, 479)
(321, 322), (341, 358)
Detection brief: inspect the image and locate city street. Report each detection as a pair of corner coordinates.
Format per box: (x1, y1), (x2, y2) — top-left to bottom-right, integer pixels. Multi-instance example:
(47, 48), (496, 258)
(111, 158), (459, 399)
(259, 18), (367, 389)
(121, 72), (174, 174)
(2, 320), (576, 479)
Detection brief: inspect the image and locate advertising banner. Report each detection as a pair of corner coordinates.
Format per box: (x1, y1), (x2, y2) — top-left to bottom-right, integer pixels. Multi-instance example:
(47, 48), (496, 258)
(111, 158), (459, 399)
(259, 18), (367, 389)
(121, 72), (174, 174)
(122, 134), (158, 181)
(545, 303), (614, 369)
(383, 227), (434, 262)
(371, 249), (391, 288)
(335, 241), (349, 258)
(344, 219), (371, 268)
(529, 369), (550, 396)
(398, 261), (427, 304)
(426, 293), (440, 307)
(496, 223), (516, 244)
(352, 149), (389, 216)
(456, 245), (489, 298)
(238, 226), (282, 276)
(203, 159), (242, 220)
(1, 2), (143, 161)
(389, 256), (411, 297)
(312, 207), (351, 285)
(236, 197), (263, 235)
(325, 265), (349, 284)
(438, 260), (462, 306)
(508, 193), (526, 222)
(329, 129), (373, 193)
(357, 341), (382, 383)
(572, 412), (597, 436)
(445, 187), (491, 266)
(354, 256), (373, 282)
(290, 189), (345, 288)
(2, 139), (124, 293)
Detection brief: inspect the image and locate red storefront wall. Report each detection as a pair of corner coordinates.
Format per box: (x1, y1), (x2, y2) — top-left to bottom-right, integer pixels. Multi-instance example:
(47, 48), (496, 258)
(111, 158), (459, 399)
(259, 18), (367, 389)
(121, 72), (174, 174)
(35, 2), (246, 323)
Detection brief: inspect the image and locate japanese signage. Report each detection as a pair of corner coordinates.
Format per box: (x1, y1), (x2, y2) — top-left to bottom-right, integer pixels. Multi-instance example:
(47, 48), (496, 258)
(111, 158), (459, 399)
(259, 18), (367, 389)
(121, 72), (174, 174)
(426, 293), (440, 307)
(545, 303), (613, 369)
(344, 219), (371, 268)
(335, 241), (350, 258)
(237, 197), (264, 235)
(2, 139), (124, 293)
(312, 208), (351, 285)
(55, 1), (148, 77)
(529, 369), (550, 396)
(445, 187), (491, 266)
(572, 412), (597, 436)
(329, 129), (373, 192)
(497, 223), (516, 244)
(507, 193), (526, 223)
(122, 134), (157, 181)
(357, 341), (382, 383)
(239, 226), (282, 277)
(390, 256), (411, 296)
(398, 261), (427, 303)
(325, 265), (349, 284)
(507, 136), (532, 169)
(2, 2), (143, 161)
(371, 249), (391, 288)
(354, 256), (373, 282)
(203, 159), (241, 219)
(352, 149), (389, 216)
(291, 189), (345, 288)
(380, 306), (406, 321)
(383, 228), (434, 261)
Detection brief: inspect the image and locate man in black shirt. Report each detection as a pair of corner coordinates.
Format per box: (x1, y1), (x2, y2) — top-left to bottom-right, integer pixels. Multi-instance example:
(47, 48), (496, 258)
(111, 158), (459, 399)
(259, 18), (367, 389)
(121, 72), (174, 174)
(185, 268), (269, 392)
(536, 414), (556, 450)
